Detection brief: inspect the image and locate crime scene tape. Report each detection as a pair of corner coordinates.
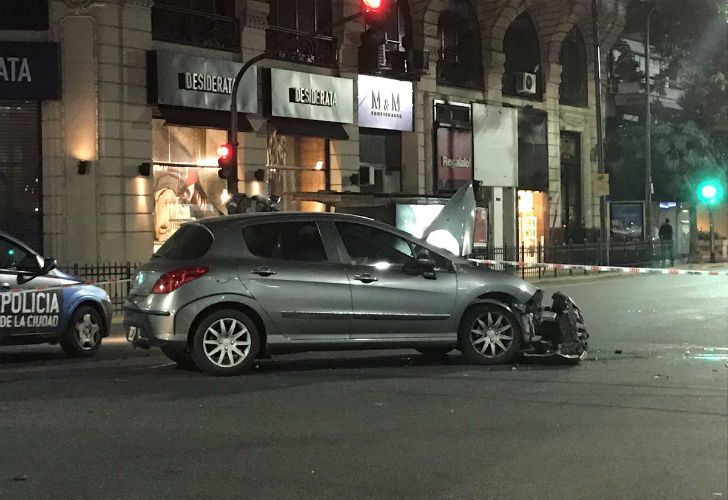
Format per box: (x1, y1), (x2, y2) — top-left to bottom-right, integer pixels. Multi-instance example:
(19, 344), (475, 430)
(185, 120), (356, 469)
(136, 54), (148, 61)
(1, 278), (133, 295)
(471, 259), (728, 276)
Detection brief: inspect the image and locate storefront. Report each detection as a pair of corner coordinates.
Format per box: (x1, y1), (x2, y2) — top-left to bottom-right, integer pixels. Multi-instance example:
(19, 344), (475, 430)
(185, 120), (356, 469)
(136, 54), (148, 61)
(266, 68), (353, 212)
(0, 41), (60, 251)
(517, 108), (550, 247)
(147, 50), (258, 250)
(356, 75), (413, 194)
(433, 101), (473, 194)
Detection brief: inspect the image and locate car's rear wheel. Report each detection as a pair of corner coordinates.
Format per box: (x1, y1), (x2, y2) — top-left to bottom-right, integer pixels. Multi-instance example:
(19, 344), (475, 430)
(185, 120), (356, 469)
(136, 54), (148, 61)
(191, 309), (260, 376)
(160, 344), (197, 370)
(459, 303), (521, 365)
(60, 305), (104, 357)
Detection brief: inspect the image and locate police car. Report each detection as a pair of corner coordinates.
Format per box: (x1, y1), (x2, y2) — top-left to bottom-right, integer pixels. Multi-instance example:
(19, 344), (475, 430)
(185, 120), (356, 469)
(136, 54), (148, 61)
(0, 231), (113, 356)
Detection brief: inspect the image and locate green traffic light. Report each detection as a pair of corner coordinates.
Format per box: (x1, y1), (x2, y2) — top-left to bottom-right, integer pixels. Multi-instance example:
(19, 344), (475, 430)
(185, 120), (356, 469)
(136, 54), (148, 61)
(697, 179), (724, 205)
(701, 184), (717, 200)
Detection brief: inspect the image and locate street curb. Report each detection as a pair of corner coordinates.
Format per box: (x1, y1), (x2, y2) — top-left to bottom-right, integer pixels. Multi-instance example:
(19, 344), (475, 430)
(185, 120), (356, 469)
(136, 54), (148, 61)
(530, 271), (631, 286)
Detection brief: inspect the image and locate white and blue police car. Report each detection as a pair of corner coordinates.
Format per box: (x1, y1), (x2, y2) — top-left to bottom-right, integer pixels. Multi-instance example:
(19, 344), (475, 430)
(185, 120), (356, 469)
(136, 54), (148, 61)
(1, 231), (113, 356)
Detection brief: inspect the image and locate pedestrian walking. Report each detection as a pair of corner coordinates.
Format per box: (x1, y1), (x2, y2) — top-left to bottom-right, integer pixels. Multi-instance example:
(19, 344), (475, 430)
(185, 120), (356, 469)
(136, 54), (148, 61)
(658, 218), (674, 266)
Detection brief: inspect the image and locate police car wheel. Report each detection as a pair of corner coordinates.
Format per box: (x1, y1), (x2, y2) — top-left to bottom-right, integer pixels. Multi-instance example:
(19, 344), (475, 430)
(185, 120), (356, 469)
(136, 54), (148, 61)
(60, 305), (104, 357)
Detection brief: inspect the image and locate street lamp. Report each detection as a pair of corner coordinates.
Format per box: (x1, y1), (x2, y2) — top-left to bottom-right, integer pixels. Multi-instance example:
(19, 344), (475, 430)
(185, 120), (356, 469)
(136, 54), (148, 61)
(644, 3), (657, 241)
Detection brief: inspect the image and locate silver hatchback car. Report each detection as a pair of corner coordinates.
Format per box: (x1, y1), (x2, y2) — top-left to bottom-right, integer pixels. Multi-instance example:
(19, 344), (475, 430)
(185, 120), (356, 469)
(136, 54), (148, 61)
(124, 212), (587, 376)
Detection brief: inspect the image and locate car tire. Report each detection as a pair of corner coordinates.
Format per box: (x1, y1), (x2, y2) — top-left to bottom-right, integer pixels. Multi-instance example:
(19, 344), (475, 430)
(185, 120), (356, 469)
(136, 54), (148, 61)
(415, 347), (453, 358)
(459, 303), (521, 365)
(191, 309), (260, 376)
(160, 344), (198, 370)
(60, 305), (104, 357)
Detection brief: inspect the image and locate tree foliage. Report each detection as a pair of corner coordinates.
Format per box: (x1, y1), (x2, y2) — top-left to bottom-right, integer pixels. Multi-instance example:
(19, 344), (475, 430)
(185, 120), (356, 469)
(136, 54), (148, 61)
(607, 0), (727, 202)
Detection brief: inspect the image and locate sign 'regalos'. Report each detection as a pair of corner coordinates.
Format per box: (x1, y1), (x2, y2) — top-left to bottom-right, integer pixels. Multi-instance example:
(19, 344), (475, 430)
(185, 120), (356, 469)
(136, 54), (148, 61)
(271, 68), (354, 123)
(0, 42), (60, 100)
(357, 75), (413, 131)
(436, 128), (473, 192)
(151, 50), (258, 113)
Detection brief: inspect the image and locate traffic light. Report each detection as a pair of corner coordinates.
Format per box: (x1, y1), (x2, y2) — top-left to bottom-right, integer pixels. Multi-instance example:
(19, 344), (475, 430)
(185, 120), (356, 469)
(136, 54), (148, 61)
(217, 143), (235, 180)
(359, 0), (389, 72)
(697, 179), (724, 206)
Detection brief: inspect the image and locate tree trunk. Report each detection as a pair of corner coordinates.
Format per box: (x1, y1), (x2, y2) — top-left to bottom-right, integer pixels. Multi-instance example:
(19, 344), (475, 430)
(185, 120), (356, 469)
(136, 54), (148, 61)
(688, 202), (702, 263)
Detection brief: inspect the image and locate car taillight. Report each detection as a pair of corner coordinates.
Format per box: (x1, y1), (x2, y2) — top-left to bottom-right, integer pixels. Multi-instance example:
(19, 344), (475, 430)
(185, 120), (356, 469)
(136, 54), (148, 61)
(151, 266), (209, 294)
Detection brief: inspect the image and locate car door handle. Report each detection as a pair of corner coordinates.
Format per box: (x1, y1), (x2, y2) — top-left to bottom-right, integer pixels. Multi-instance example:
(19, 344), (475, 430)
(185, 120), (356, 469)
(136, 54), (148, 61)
(251, 267), (276, 277)
(353, 273), (378, 284)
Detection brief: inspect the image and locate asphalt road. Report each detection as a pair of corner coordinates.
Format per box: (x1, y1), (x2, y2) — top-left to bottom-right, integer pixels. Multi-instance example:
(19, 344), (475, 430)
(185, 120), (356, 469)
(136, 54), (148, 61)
(1, 274), (726, 500)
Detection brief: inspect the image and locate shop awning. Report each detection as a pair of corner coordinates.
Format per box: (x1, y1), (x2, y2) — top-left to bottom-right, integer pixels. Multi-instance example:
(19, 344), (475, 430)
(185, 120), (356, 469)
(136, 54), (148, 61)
(156, 105), (253, 132)
(270, 118), (349, 140)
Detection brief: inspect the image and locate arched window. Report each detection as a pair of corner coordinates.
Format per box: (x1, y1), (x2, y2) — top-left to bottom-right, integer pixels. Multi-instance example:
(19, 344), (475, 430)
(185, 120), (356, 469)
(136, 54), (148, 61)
(436, 0), (483, 89)
(502, 12), (543, 99)
(359, 0), (414, 74)
(560, 27), (588, 107)
(267, 0), (335, 66)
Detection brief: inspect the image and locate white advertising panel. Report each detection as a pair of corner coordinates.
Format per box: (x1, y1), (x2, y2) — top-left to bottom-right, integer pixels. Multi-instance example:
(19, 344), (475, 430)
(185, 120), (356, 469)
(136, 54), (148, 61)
(271, 68), (354, 123)
(357, 75), (413, 131)
(473, 103), (518, 187)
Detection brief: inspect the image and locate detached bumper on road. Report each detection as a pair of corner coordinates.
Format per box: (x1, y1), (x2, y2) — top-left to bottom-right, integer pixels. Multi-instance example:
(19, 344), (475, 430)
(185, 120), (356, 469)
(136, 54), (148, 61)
(526, 292), (589, 361)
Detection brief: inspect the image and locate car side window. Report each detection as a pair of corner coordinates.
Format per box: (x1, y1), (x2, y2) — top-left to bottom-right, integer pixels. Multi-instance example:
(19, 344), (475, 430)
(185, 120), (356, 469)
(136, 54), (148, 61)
(243, 222), (327, 262)
(336, 222), (415, 267)
(0, 237), (36, 273)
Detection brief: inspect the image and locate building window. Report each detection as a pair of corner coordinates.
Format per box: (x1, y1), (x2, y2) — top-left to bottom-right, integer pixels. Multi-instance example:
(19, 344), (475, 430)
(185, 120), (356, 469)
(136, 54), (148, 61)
(267, 0), (336, 67)
(0, 0), (48, 31)
(151, 121), (229, 249)
(502, 12), (543, 99)
(359, 130), (402, 193)
(152, 0), (240, 52)
(560, 27), (588, 107)
(0, 100), (43, 251)
(436, 0), (483, 89)
(266, 126), (328, 213)
(359, 0), (413, 74)
(560, 131), (583, 242)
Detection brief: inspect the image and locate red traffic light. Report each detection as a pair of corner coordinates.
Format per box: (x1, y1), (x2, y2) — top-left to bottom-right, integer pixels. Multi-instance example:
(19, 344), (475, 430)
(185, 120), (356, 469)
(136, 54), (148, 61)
(361, 0), (383, 11)
(217, 144), (233, 159)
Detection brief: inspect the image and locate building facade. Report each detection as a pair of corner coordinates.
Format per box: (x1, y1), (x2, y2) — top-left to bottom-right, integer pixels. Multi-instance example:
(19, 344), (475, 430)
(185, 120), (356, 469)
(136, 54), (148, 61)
(0, 0), (625, 264)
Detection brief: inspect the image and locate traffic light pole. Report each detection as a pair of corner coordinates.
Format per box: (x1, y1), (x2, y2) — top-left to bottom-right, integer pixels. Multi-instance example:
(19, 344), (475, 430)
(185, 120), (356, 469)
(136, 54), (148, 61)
(591, 0), (609, 265)
(228, 52), (268, 195)
(226, 4), (378, 196)
(314, 12), (363, 36)
(709, 206), (715, 263)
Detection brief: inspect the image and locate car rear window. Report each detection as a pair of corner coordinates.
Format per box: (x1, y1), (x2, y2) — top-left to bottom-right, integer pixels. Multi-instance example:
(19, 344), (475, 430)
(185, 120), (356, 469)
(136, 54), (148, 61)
(155, 224), (213, 260)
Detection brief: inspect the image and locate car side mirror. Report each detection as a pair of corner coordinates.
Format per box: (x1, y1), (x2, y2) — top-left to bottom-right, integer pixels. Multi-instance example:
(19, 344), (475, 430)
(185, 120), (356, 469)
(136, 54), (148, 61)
(41, 257), (58, 275)
(16, 257), (56, 285)
(415, 251), (437, 279)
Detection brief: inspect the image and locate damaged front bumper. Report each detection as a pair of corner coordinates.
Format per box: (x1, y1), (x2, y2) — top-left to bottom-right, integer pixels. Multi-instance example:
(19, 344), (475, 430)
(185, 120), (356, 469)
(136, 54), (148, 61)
(519, 291), (589, 362)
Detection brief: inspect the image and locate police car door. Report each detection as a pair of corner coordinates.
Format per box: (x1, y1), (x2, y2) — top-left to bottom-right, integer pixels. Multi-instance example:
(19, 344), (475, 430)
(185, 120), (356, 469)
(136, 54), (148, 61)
(0, 236), (65, 341)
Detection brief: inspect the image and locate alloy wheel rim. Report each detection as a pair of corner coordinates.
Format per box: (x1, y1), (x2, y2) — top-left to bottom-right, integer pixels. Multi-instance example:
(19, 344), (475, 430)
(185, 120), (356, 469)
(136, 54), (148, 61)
(203, 318), (251, 368)
(470, 312), (514, 358)
(75, 313), (100, 350)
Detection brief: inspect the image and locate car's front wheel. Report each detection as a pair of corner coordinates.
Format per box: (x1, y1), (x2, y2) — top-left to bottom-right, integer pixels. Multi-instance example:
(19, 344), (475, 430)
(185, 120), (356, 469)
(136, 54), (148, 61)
(459, 303), (521, 365)
(60, 305), (104, 357)
(191, 309), (260, 376)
